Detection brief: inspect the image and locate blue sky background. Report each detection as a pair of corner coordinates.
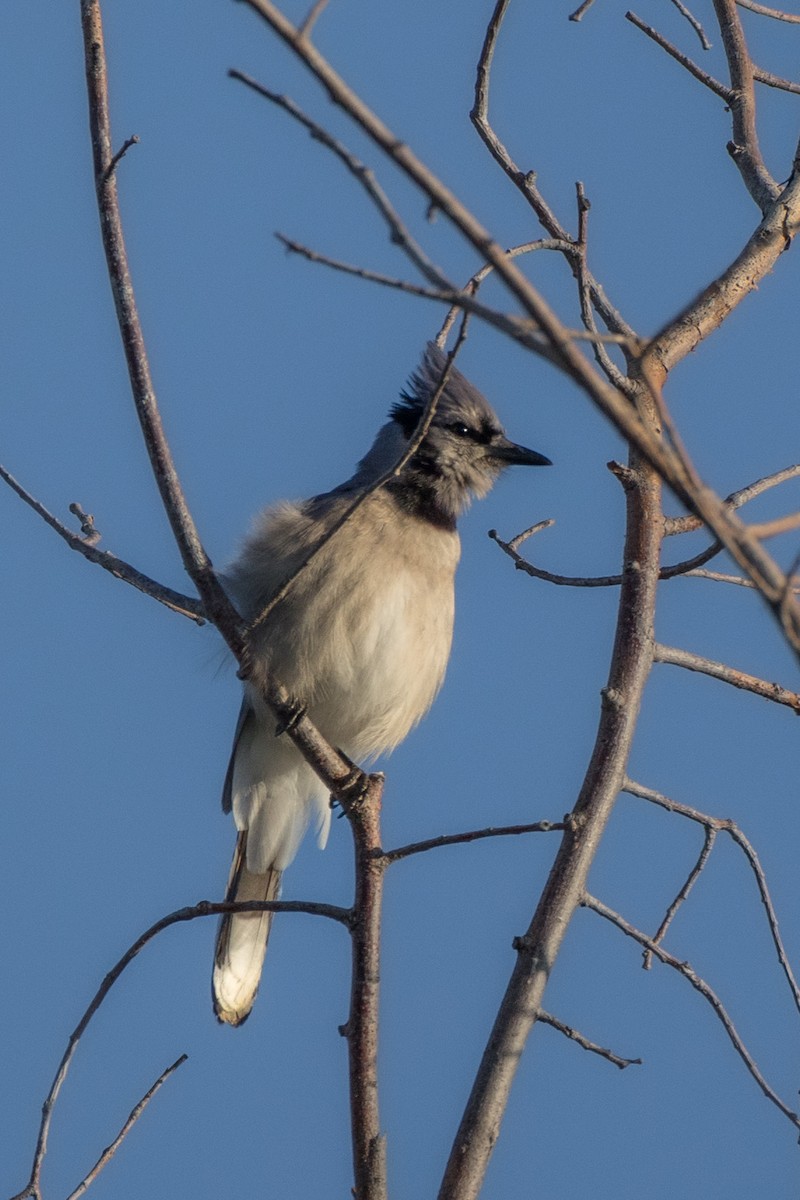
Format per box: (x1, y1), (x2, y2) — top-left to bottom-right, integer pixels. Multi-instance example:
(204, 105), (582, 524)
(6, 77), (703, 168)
(3, 2), (800, 1197)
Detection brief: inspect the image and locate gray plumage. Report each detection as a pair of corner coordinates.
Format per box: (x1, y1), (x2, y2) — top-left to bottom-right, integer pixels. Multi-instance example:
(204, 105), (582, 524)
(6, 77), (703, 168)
(212, 344), (550, 1025)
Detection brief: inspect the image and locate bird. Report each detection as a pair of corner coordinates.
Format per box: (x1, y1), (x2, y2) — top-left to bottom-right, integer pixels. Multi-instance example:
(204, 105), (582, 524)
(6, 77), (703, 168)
(212, 343), (551, 1025)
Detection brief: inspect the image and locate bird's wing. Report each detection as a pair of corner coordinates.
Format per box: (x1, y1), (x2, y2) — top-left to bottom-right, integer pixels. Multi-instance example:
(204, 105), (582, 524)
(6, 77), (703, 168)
(221, 699), (255, 814)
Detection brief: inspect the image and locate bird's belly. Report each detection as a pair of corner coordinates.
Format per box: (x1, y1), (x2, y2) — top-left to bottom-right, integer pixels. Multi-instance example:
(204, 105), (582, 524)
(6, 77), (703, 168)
(269, 566), (455, 761)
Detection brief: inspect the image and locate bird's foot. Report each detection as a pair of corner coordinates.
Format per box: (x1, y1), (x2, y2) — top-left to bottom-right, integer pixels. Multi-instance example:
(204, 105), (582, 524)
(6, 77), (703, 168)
(274, 695), (307, 737)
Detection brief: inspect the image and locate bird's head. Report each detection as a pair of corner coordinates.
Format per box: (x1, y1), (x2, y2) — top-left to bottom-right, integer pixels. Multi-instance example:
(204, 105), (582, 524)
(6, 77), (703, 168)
(372, 343), (550, 524)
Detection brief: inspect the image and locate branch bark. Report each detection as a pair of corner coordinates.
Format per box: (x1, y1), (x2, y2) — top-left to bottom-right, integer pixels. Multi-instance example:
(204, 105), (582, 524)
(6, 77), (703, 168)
(439, 383), (663, 1200)
(237, 0), (800, 661)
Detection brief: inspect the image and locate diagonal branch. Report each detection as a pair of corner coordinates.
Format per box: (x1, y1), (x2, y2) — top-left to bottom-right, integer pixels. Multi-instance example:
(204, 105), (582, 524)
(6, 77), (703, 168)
(665, 464), (800, 535)
(655, 643), (800, 712)
(383, 820), (565, 865)
(80, 0), (239, 646)
(63, 1055), (188, 1200)
(626, 11), (733, 100)
(642, 827), (716, 969)
(230, 70), (453, 295)
(538, 1011), (642, 1069)
(736, 0), (800, 21)
(0, 463), (205, 623)
(584, 892), (800, 1131)
(438, 397), (664, 1198)
(80, 0), (380, 845)
(237, 0), (800, 661)
(712, 0), (780, 209)
(472, 0), (637, 368)
(10, 898), (349, 1200)
(625, 779), (800, 1016)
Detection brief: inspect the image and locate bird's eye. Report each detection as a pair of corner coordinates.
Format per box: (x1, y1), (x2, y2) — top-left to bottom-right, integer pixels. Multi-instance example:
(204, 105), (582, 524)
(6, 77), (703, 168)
(449, 421), (473, 438)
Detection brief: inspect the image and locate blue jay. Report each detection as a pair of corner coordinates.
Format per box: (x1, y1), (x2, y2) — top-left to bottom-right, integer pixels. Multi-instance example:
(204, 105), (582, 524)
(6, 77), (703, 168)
(213, 344), (551, 1024)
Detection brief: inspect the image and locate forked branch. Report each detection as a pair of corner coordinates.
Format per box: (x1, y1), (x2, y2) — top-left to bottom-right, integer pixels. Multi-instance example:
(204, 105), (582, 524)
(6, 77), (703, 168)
(584, 893), (800, 1130)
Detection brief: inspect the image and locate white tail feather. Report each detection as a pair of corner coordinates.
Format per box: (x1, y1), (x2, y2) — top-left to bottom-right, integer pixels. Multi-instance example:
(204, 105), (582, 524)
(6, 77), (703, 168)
(213, 832), (282, 1026)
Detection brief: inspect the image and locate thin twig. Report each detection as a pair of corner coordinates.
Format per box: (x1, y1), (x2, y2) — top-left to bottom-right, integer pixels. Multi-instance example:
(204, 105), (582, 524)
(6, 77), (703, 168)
(489, 521), (723, 588)
(750, 512), (800, 539)
(437, 238), (577, 346)
(568, 0), (597, 20)
(63, 1055), (188, 1200)
(654, 643), (800, 712)
(12, 897), (349, 1200)
(538, 1011), (642, 1069)
(0, 463), (205, 623)
(276, 235), (630, 349)
(383, 820), (565, 865)
(665, 465), (800, 534)
(493, 456), (800, 588)
(686, 566), (800, 591)
(642, 827), (716, 969)
(274, 233), (560, 356)
(231, 71), (452, 295)
(472, 0), (638, 377)
(736, 0), (800, 21)
(624, 779), (800, 1016)
(573, 181), (627, 387)
(669, 0), (713, 49)
(584, 892), (800, 1131)
(625, 12), (732, 100)
(239, 0), (800, 659)
(103, 133), (139, 180)
(753, 64), (800, 94)
(297, 0), (329, 38)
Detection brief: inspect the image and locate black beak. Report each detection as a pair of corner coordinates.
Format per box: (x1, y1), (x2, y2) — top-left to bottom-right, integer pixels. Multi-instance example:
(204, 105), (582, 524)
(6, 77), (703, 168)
(490, 436), (552, 468)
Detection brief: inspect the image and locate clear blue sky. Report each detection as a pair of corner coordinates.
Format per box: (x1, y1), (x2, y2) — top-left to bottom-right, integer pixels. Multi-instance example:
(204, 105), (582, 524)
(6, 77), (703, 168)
(3, 2), (800, 1198)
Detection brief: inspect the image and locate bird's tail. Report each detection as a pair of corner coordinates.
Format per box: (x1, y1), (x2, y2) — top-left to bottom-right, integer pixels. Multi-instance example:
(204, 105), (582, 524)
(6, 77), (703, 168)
(212, 830), (282, 1026)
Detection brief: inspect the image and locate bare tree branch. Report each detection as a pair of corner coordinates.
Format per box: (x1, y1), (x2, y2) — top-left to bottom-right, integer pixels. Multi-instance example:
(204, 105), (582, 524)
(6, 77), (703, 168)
(736, 0), (800, 22)
(383, 820), (565, 865)
(753, 64), (800, 94)
(80, 0), (240, 646)
(490, 516), (726, 588)
(625, 779), (800, 1016)
(80, 0), (384, 856)
(584, 892), (800, 1131)
(237, 0), (800, 658)
(62, 1056), (188, 1200)
(626, 11), (732, 100)
(654, 643), (800, 712)
(666, 465), (800, 534)
(0, 463), (205, 623)
(569, 0), (597, 21)
(686, 566), (800, 591)
(642, 827), (716, 969)
(573, 181), (629, 389)
(276, 234), (630, 350)
(538, 1011), (642, 1069)
(230, 70), (453, 295)
(10, 898), (349, 1200)
(338, 778), (388, 1200)
(298, 0), (329, 38)
(669, 0), (713, 48)
(472, 0), (638, 368)
(439, 413), (664, 1197)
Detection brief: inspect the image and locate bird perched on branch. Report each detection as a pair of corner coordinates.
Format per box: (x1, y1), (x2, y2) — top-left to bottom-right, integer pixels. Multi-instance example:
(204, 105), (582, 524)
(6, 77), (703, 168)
(212, 343), (551, 1025)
